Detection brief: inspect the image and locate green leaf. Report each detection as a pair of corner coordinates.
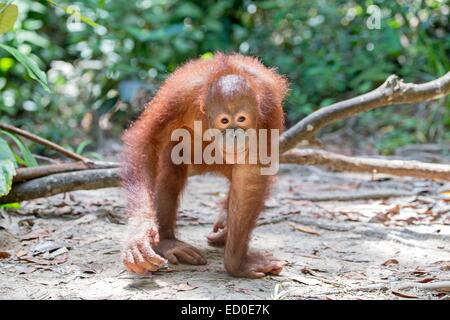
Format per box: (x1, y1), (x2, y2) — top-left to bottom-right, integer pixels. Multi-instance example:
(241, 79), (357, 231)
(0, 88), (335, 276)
(0, 137), (17, 197)
(0, 44), (50, 92)
(75, 139), (92, 155)
(0, 159), (15, 196)
(201, 52), (214, 60)
(0, 3), (18, 35)
(1, 131), (38, 167)
(0, 202), (20, 209)
(0, 136), (16, 166)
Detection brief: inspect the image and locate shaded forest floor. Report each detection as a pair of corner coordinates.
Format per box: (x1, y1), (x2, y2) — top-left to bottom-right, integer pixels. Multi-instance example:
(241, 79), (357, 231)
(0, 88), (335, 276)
(1, 163), (449, 300)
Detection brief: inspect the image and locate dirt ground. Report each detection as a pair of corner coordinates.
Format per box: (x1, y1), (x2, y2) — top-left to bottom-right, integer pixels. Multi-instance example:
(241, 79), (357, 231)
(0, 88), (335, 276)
(1, 164), (449, 300)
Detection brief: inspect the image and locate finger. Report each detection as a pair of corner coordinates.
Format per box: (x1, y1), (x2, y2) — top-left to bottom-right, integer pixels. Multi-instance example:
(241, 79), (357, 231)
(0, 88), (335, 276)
(131, 246), (145, 264)
(142, 241), (167, 266)
(148, 227), (160, 245)
(126, 250), (149, 275)
(213, 222), (224, 232)
(125, 261), (146, 275)
(207, 232), (220, 242)
(123, 261), (133, 272)
(125, 250), (135, 264)
(207, 228), (226, 242)
(165, 252), (179, 265)
(138, 261), (160, 272)
(133, 245), (162, 271)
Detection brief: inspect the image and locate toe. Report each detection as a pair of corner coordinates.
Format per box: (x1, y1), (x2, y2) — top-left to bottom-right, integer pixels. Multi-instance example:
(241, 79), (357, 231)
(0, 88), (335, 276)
(248, 270), (266, 278)
(165, 252), (179, 265)
(184, 248), (207, 265)
(174, 249), (201, 265)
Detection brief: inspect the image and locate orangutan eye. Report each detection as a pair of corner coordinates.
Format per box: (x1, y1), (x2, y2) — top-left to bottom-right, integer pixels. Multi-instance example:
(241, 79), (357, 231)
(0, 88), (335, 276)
(237, 116), (246, 122)
(221, 118), (229, 124)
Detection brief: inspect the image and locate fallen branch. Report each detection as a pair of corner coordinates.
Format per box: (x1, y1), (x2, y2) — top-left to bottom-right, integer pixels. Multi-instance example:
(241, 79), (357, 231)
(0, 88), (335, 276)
(394, 281), (450, 292)
(298, 280), (450, 298)
(279, 71), (450, 152)
(281, 149), (450, 181)
(0, 123), (91, 163)
(0, 169), (120, 204)
(13, 161), (118, 182)
(285, 189), (415, 201)
(3, 147), (450, 203)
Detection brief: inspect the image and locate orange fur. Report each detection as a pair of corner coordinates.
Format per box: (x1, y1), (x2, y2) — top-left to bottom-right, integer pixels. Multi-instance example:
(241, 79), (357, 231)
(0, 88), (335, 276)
(121, 53), (288, 278)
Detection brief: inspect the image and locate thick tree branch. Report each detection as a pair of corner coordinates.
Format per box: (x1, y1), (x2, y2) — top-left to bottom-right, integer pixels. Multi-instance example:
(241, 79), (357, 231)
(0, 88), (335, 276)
(280, 149), (450, 181)
(13, 161), (118, 182)
(2, 148), (450, 203)
(279, 71), (450, 153)
(0, 168), (120, 204)
(0, 123), (91, 163)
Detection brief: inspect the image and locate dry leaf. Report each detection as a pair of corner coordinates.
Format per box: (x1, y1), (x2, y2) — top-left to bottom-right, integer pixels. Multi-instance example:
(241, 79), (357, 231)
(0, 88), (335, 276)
(417, 278), (434, 283)
(289, 223), (320, 236)
(290, 275), (322, 286)
(382, 259), (399, 266)
(0, 251), (11, 259)
(387, 205), (401, 215)
(32, 240), (66, 255)
(15, 250), (28, 258)
(20, 228), (52, 241)
(341, 271), (366, 280)
(411, 268), (428, 276)
(233, 287), (251, 294)
(391, 290), (417, 299)
(176, 282), (198, 291)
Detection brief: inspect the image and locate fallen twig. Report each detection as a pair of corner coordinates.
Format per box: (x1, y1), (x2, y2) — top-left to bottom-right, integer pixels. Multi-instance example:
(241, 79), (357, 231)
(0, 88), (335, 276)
(281, 149), (450, 181)
(286, 189), (414, 201)
(289, 222), (321, 236)
(394, 280), (450, 292)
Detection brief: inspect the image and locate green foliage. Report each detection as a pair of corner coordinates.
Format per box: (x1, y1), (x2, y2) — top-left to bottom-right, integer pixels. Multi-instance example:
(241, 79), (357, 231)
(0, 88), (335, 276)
(0, 0), (448, 155)
(75, 139), (92, 155)
(0, 136), (17, 196)
(0, 202), (20, 208)
(0, 2), (18, 34)
(0, 130), (37, 197)
(0, 130), (38, 167)
(0, 44), (50, 91)
(45, 0), (101, 28)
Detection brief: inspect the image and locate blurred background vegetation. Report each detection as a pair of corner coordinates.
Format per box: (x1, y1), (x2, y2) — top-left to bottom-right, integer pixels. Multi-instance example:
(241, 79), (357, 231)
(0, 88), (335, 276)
(0, 0), (449, 156)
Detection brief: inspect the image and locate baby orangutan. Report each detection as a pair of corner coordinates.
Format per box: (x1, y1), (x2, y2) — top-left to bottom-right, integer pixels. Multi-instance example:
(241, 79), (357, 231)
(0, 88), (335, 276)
(121, 53), (288, 278)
